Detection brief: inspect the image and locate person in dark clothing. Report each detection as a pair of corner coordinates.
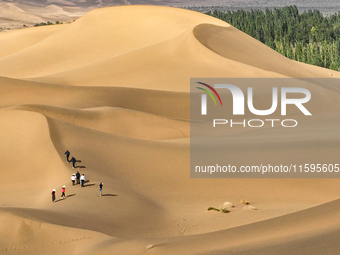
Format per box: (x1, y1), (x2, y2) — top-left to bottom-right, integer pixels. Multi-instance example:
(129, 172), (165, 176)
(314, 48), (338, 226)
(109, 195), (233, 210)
(70, 157), (77, 169)
(65, 150), (71, 163)
(76, 171), (80, 184)
(99, 182), (103, 196)
(52, 189), (56, 202)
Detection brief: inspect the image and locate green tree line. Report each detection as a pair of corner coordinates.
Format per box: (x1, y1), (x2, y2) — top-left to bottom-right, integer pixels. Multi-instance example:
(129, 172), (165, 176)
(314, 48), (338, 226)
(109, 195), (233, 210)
(207, 6), (340, 71)
(34, 21), (63, 27)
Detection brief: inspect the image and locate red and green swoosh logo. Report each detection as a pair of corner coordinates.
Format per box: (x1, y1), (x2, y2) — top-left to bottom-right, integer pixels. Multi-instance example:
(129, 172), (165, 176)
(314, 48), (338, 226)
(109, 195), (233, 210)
(196, 82), (223, 106)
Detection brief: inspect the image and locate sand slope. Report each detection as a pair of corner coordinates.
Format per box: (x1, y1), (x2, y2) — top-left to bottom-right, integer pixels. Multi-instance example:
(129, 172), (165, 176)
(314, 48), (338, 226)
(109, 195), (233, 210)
(0, 5), (340, 255)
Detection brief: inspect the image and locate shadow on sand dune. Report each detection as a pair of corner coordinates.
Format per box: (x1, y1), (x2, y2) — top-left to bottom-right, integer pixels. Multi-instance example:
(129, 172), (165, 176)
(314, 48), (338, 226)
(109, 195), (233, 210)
(54, 194), (76, 203)
(83, 183), (95, 187)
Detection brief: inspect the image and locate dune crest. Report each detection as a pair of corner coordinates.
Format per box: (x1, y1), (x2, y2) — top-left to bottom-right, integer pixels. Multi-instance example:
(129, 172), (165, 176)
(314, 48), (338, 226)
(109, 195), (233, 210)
(0, 5), (228, 79)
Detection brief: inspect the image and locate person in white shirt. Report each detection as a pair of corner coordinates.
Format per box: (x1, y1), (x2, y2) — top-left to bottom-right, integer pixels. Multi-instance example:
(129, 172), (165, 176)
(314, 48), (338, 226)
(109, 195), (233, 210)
(80, 174), (85, 187)
(71, 174), (76, 186)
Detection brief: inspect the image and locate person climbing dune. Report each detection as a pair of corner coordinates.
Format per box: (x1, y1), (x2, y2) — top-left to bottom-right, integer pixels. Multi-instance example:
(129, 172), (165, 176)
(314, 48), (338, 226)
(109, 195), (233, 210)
(76, 171), (80, 184)
(52, 189), (56, 202)
(71, 174), (76, 186)
(70, 157), (77, 169)
(61, 185), (66, 199)
(99, 182), (103, 196)
(65, 150), (71, 163)
(80, 174), (85, 187)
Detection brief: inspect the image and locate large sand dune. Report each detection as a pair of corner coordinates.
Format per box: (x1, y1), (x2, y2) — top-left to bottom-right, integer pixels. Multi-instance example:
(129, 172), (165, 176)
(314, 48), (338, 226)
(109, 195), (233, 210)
(1, 5), (340, 254)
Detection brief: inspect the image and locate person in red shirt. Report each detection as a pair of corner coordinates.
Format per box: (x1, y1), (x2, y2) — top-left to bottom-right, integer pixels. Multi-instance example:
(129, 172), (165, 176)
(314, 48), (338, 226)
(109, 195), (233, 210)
(61, 186), (66, 199)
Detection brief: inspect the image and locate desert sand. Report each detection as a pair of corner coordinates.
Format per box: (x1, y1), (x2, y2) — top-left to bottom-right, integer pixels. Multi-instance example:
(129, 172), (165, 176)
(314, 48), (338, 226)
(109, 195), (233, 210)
(1, 5), (340, 255)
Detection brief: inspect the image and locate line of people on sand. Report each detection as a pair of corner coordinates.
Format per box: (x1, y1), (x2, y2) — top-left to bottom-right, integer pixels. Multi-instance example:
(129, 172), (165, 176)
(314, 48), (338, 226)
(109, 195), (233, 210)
(51, 182), (104, 202)
(65, 150), (86, 186)
(51, 150), (104, 202)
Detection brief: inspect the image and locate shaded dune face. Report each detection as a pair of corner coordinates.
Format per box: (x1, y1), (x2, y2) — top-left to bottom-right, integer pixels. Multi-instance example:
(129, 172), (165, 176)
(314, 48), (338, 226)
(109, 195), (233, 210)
(0, 5), (340, 255)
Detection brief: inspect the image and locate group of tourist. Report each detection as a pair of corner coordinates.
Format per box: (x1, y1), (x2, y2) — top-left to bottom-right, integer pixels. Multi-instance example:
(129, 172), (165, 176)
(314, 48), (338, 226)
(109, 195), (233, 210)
(51, 150), (104, 202)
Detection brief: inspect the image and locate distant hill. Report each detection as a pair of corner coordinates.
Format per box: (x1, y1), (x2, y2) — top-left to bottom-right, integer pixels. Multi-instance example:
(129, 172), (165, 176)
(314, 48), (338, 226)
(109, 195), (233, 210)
(0, 0), (215, 8)
(0, 0), (216, 30)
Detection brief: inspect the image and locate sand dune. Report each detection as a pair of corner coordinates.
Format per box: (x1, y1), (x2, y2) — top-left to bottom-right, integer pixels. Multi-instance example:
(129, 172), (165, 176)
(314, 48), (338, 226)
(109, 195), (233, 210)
(0, 6), (227, 79)
(0, 5), (340, 255)
(1, 6), (339, 87)
(11, 104), (190, 140)
(0, 24), (66, 58)
(0, 2), (82, 31)
(29, 26), (284, 90)
(0, 76), (189, 118)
